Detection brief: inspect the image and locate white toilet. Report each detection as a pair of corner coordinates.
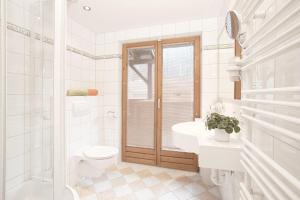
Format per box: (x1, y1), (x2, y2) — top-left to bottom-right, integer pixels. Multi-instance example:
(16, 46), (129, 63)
(74, 145), (119, 179)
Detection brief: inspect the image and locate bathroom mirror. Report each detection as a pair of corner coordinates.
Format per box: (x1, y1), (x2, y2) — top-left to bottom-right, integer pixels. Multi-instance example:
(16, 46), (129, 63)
(225, 10), (241, 40)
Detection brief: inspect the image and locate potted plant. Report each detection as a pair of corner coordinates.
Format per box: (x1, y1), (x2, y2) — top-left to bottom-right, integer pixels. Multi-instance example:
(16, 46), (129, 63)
(205, 112), (240, 142)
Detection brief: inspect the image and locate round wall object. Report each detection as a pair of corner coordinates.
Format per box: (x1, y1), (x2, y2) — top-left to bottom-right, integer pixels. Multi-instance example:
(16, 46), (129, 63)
(225, 10), (241, 40)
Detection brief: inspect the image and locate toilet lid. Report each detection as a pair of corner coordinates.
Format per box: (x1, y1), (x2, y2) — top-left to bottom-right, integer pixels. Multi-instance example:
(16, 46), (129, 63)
(83, 146), (119, 160)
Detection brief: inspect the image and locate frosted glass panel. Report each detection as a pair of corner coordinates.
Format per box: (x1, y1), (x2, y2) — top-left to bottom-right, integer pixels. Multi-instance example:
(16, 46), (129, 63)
(127, 47), (155, 148)
(162, 43), (194, 150)
(4, 0), (55, 199)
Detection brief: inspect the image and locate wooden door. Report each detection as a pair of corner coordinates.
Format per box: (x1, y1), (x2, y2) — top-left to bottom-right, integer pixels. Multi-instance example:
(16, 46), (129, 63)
(122, 36), (201, 172)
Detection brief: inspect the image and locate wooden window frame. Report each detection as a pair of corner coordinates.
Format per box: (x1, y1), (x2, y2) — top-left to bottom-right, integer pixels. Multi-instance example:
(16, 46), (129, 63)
(122, 36), (201, 171)
(234, 40), (241, 100)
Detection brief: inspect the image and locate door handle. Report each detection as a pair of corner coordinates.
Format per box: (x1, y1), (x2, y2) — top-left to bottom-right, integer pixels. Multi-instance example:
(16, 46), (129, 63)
(157, 98), (161, 109)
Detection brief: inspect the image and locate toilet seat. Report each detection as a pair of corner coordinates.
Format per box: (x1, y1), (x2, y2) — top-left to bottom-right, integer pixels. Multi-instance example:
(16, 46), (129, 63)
(83, 146), (118, 160)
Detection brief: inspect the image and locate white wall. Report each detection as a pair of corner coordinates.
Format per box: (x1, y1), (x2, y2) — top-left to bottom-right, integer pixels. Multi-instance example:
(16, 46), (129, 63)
(217, 30), (235, 101)
(65, 18), (105, 185)
(94, 17), (234, 152)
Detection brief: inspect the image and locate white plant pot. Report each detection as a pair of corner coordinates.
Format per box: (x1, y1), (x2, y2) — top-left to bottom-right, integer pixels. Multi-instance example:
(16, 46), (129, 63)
(214, 129), (230, 142)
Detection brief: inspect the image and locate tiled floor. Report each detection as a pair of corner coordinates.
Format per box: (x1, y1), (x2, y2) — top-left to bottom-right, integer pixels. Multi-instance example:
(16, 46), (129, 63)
(75, 162), (221, 200)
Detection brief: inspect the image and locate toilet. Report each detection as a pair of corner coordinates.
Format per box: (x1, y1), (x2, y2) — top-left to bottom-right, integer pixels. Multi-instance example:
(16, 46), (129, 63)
(73, 145), (119, 179)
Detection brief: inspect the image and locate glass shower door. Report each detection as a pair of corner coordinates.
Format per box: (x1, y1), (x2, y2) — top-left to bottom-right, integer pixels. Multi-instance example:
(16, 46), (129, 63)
(27, 1), (54, 183)
(3, 0), (55, 199)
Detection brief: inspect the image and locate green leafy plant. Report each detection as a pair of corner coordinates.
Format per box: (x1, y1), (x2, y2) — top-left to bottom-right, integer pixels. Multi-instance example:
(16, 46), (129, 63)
(205, 112), (240, 134)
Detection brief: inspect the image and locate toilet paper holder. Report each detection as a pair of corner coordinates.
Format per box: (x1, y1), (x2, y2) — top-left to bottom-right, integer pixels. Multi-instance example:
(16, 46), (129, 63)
(107, 111), (117, 119)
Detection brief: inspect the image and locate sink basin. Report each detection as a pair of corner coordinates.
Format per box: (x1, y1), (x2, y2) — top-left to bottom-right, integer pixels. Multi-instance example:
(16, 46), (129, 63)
(172, 121), (243, 172)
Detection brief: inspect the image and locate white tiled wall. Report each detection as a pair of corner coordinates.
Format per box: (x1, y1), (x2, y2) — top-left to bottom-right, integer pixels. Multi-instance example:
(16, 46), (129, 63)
(65, 18), (104, 185)
(65, 18), (96, 90)
(94, 17), (233, 152)
(217, 45), (235, 100)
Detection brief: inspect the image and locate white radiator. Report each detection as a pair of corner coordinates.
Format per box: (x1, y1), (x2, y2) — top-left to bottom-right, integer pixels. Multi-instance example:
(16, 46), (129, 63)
(235, 0), (300, 199)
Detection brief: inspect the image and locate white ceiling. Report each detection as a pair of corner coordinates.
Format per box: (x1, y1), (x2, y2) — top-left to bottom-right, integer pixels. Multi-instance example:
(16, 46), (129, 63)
(67, 0), (228, 33)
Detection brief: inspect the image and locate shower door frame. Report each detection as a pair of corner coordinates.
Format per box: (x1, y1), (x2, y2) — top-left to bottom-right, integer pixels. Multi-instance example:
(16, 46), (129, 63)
(0, 0), (7, 197)
(122, 36), (201, 171)
(0, 0), (68, 198)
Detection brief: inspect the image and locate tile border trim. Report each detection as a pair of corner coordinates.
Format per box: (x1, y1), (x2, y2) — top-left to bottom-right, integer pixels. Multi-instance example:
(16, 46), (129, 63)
(7, 22), (233, 60)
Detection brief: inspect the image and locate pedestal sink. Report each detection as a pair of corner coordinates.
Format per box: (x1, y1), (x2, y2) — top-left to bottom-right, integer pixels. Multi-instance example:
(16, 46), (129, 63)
(172, 121), (243, 172)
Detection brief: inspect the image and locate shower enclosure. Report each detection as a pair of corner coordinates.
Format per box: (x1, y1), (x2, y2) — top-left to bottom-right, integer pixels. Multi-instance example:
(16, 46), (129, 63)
(0, 0), (77, 199)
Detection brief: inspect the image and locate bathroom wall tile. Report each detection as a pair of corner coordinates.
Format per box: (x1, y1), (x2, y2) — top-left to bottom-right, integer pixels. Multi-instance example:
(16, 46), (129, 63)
(218, 29), (234, 45)
(202, 31), (218, 46)
(162, 23), (176, 36)
(7, 95), (25, 116)
(202, 64), (218, 79)
(202, 78), (218, 93)
(123, 29), (138, 40)
(103, 69), (119, 83)
(6, 135), (25, 158)
(104, 43), (119, 55)
(202, 50), (217, 65)
(105, 32), (117, 44)
(7, 52), (25, 74)
(7, 74), (25, 95)
(219, 79), (234, 94)
(7, 115), (25, 138)
(7, 30), (24, 54)
(102, 82), (121, 95)
(175, 21), (190, 35)
(218, 48), (234, 64)
(103, 95), (121, 106)
(8, 0), (22, 7)
(96, 44), (105, 55)
(201, 93), (218, 114)
(6, 155), (25, 180)
(202, 18), (218, 31)
(7, 1), (24, 27)
(135, 27), (150, 39)
(5, 174), (25, 192)
(96, 33), (105, 45)
(149, 25), (162, 38)
(190, 19), (202, 32)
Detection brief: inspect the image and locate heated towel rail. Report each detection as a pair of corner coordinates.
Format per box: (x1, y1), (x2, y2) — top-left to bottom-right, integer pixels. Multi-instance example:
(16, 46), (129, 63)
(236, 0), (300, 199)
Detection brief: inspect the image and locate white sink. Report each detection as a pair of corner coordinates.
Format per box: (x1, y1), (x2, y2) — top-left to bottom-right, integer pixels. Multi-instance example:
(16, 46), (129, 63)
(172, 121), (243, 172)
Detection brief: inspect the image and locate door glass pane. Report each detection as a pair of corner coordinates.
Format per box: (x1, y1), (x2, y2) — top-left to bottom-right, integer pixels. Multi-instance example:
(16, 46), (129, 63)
(127, 46), (155, 148)
(162, 43), (194, 150)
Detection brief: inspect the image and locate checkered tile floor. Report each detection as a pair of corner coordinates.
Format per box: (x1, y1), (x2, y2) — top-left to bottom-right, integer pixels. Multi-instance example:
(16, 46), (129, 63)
(75, 162), (221, 200)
